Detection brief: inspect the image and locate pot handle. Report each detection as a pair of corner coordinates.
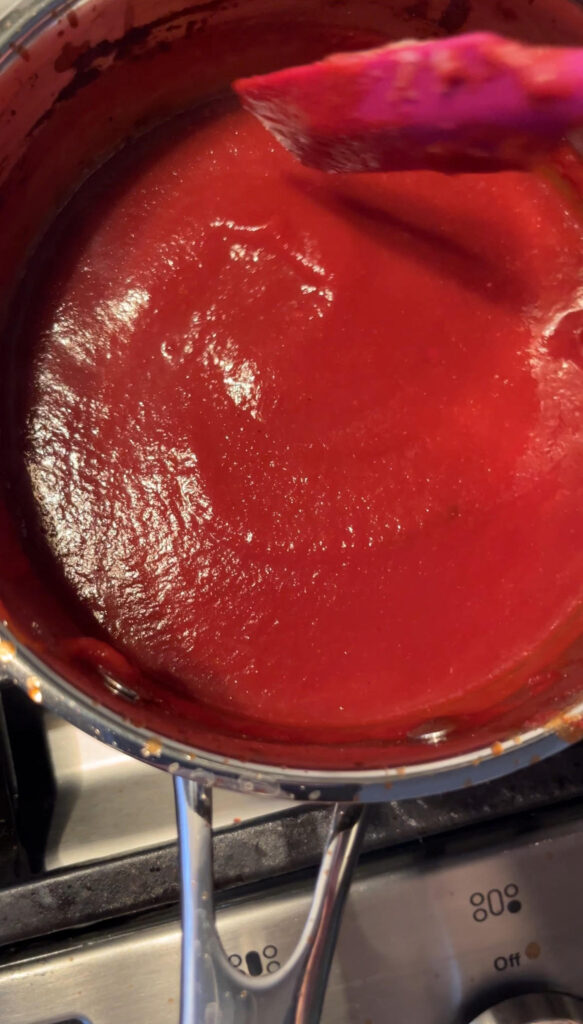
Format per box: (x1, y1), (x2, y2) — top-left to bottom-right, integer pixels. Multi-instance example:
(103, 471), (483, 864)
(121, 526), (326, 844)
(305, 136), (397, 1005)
(174, 777), (367, 1024)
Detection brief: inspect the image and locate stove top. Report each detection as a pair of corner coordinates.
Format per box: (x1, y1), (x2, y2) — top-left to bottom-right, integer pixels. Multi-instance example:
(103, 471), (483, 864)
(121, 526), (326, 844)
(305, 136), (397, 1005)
(2, 684), (583, 1023)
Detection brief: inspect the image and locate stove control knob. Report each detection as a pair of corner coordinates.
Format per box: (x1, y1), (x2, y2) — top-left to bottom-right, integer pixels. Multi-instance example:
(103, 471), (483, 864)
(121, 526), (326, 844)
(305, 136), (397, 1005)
(470, 994), (583, 1023)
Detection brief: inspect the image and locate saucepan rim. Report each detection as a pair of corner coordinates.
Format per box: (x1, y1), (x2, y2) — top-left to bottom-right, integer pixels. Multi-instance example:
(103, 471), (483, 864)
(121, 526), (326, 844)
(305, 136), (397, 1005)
(0, 622), (575, 801)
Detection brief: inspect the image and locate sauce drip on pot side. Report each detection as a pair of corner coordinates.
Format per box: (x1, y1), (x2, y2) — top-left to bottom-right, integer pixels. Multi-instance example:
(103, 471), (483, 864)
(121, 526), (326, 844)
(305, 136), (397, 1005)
(16, 93), (583, 737)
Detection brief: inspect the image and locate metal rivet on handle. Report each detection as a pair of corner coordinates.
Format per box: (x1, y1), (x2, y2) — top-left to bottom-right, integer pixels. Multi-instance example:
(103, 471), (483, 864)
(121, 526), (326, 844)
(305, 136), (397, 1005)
(102, 673), (139, 702)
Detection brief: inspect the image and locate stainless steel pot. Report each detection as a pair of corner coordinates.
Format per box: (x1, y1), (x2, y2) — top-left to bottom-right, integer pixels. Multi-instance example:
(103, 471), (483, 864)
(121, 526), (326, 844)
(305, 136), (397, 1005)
(2, 0), (583, 1021)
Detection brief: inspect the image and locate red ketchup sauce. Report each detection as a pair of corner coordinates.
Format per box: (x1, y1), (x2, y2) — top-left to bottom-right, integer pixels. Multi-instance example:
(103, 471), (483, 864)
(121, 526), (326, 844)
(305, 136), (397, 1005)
(14, 88), (583, 746)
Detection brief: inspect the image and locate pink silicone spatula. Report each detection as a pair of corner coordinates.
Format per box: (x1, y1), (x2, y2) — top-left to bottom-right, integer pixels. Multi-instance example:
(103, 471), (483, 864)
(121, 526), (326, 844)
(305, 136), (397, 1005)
(233, 32), (583, 174)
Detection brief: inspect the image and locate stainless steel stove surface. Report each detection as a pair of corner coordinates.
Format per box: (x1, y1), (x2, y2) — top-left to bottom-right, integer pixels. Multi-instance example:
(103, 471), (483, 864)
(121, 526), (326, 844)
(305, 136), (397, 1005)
(2, 687), (583, 1024)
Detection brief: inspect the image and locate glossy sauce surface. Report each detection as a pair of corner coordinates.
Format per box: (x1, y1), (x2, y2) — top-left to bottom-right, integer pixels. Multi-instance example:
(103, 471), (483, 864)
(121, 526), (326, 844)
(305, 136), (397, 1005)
(18, 95), (583, 738)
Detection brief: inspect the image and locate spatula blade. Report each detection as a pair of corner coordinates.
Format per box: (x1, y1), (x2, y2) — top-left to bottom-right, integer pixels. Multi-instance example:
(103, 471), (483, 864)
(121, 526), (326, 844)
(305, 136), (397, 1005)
(234, 33), (583, 173)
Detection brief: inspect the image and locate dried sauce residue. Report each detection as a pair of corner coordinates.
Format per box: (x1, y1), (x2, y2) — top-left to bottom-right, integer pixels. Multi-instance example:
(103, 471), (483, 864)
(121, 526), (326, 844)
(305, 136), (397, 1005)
(0, 640), (16, 663)
(25, 676), (43, 703)
(141, 738), (163, 758)
(8, 41), (31, 63)
(546, 711), (583, 743)
(54, 41), (91, 73)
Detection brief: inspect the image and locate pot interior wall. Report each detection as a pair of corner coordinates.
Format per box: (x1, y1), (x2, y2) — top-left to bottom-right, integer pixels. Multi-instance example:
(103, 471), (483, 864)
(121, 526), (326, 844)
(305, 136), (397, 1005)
(2, 0), (583, 770)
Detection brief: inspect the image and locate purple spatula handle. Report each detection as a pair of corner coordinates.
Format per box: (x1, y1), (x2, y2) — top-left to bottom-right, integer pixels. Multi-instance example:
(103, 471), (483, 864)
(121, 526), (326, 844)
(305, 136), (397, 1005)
(234, 33), (583, 173)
